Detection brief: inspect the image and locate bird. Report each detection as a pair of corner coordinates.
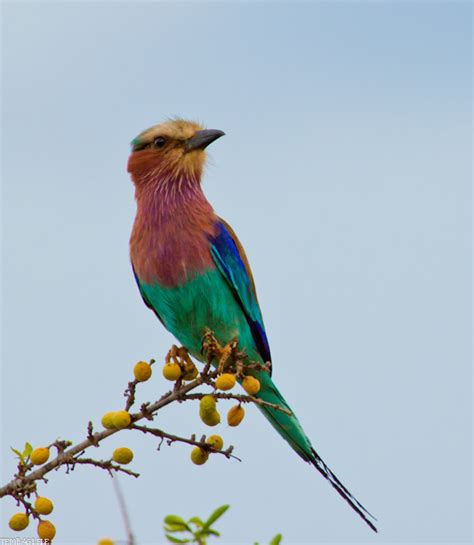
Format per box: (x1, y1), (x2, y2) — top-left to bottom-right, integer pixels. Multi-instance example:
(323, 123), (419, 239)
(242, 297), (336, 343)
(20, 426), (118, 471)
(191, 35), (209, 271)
(128, 118), (377, 532)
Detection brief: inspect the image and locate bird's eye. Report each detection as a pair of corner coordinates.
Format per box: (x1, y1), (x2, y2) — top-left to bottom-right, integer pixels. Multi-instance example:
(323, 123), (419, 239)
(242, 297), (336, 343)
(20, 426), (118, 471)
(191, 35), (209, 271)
(154, 136), (167, 148)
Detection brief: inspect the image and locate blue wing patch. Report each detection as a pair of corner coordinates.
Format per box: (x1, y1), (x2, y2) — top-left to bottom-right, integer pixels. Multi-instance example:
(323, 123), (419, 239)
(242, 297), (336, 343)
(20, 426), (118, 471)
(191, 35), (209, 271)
(210, 220), (272, 367)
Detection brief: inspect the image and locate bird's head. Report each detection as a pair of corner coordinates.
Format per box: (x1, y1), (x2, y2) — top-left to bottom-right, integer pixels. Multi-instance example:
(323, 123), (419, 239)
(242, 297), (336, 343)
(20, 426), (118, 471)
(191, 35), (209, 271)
(127, 119), (225, 189)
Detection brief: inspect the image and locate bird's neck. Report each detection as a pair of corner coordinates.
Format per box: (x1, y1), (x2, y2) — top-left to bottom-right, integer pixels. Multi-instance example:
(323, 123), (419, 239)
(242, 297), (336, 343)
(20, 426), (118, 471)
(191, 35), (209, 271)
(130, 171), (217, 285)
(133, 169), (216, 226)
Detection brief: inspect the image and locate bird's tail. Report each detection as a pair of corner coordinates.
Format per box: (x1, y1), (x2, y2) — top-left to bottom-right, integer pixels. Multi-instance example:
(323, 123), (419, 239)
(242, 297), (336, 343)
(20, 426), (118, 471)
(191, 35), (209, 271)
(254, 371), (378, 533)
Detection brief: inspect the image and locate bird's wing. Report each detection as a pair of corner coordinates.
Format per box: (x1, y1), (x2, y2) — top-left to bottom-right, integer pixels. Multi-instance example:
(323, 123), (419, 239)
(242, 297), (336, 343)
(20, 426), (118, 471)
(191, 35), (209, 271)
(210, 218), (272, 366)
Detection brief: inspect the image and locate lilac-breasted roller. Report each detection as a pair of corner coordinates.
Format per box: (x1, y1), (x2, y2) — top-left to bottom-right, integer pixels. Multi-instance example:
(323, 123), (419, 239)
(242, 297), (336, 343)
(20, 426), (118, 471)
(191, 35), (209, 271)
(128, 119), (376, 532)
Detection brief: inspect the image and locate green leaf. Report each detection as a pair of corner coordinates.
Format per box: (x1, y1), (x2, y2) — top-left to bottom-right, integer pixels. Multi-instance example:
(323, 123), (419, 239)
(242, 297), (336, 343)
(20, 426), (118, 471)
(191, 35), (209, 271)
(164, 523), (188, 533)
(165, 535), (190, 544)
(23, 442), (33, 458)
(206, 529), (221, 537)
(188, 516), (204, 527)
(164, 515), (188, 527)
(10, 447), (25, 464)
(269, 534), (283, 545)
(203, 504), (229, 529)
(163, 515), (191, 533)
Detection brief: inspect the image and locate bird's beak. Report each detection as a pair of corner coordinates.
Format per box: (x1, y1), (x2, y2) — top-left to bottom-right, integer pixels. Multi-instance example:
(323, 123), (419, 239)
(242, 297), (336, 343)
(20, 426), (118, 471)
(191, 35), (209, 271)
(185, 129), (225, 152)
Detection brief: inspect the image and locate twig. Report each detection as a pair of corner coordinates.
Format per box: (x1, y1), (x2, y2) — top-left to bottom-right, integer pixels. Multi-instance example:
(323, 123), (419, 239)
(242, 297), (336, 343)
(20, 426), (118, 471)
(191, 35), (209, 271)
(182, 392), (292, 416)
(124, 359), (155, 411)
(71, 458), (140, 478)
(131, 424), (241, 461)
(112, 475), (136, 545)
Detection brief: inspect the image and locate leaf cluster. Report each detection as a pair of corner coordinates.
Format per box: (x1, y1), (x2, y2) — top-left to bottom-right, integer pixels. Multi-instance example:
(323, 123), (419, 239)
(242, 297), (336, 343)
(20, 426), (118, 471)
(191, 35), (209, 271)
(10, 442), (33, 466)
(164, 505), (228, 544)
(164, 505), (282, 545)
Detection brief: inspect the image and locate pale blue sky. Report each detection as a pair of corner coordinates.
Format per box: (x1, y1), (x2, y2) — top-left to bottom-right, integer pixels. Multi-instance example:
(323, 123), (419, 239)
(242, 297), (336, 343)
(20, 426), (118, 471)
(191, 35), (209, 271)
(1, 1), (472, 544)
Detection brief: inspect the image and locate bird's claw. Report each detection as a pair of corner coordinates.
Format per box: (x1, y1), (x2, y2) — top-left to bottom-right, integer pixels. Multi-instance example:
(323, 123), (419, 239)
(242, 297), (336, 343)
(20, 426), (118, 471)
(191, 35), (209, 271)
(166, 344), (193, 367)
(200, 329), (239, 373)
(217, 339), (238, 374)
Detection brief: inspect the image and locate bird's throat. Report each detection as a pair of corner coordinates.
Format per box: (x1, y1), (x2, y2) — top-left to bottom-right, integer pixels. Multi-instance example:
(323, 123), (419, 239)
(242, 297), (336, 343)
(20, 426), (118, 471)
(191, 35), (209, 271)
(130, 171), (217, 286)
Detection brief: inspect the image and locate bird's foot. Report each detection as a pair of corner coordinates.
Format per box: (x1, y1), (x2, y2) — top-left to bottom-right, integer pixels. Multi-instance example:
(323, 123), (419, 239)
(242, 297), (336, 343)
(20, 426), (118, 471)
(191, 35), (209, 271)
(201, 329), (240, 373)
(166, 344), (187, 365)
(165, 345), (196, 378)
(217, 339), (239, 374)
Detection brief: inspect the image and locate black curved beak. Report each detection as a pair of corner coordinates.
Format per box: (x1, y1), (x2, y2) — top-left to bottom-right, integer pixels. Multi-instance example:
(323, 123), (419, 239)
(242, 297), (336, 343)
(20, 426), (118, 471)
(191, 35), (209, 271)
(185, 129), (225, 152)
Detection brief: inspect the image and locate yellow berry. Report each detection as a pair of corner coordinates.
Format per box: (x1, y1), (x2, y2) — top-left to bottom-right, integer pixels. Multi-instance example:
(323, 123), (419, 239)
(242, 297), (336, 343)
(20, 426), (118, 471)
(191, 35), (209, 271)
(35, 496), (54, 515)
(206, 434), (224, 450)
(242, 375), (261, 395)
(37, 520), (56, 541)
(112, 447), (134, 465)
(199, 395), (217, 415)
(199, 396), (220, 426)
(162, 363), (181, 381)
(30, 447), (50, 465)
(112, 410), (131, 429)
(9, 513), (29, 531)
(134, 361), (152, 382)
(227, 404), (245, 427)
(97, 539), (115, 545)
(200, 409), (221, 427)
(101, 412), (117, 430)
(182, 363), (198, 380)
(190, 447), (208, 465)
(215, 373), (236, 391)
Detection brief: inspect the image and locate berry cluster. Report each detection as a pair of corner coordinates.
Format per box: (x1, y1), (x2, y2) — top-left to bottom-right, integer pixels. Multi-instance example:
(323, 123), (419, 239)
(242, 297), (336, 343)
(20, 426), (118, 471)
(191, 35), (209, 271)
(188, 371), (260, 465)
(5, 333), (273, 540)
(8, 447), (56, 541)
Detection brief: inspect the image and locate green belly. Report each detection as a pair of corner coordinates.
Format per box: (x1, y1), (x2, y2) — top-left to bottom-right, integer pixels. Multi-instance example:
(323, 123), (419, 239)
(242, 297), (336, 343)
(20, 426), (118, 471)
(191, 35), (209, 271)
(140, 269), (259, 361)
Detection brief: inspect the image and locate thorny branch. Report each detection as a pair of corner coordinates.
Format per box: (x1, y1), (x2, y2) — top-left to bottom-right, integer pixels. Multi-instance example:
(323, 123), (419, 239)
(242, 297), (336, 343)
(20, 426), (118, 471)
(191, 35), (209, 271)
(131, 424), (240, 461)
(0, 331), (285, 516)
(182, 392), (292, 416)
(69, 457), (140, 478)
(1, 371), (204, 500)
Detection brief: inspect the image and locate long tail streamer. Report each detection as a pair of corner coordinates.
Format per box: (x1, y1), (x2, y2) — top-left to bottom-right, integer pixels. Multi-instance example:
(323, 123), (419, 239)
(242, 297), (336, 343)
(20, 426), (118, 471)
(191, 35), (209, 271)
(309, 447), (378, 532)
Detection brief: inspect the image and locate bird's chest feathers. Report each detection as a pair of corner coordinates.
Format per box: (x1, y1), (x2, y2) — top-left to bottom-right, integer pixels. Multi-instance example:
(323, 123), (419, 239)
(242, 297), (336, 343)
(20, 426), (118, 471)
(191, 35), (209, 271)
(140, 269), (242, 351)
(130, 189), (218, 287)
